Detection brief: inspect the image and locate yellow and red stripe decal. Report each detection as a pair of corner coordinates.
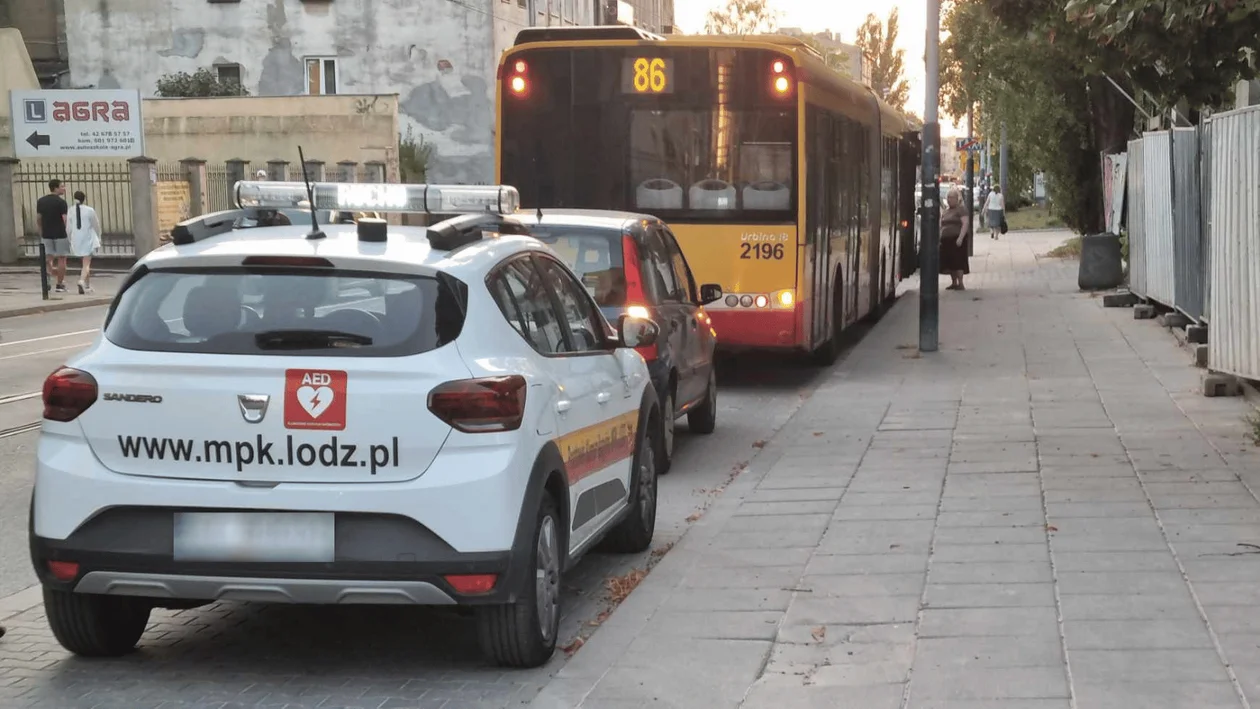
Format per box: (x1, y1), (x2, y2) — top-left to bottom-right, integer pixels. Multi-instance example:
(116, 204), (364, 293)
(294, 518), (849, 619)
(556, 411), (639, 485)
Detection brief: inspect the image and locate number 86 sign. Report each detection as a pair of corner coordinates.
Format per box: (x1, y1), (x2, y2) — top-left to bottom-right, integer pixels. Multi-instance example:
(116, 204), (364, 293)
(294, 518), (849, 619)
(632, 58), (668, 93)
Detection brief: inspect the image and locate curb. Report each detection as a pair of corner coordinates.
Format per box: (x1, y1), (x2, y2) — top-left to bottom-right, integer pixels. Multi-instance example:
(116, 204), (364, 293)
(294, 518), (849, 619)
(0, 296), (113, 320)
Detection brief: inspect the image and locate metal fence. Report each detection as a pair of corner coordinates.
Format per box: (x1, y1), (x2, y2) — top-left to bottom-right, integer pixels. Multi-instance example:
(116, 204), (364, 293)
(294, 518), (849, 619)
(1141, 131), (1176, 307)
(1127, 139), (1148, 296)
(207, 165), (233, 213)
(14, 160), (134, 257)
(1172, 127), (1207, 321)
(1206, 106), (1260, 382)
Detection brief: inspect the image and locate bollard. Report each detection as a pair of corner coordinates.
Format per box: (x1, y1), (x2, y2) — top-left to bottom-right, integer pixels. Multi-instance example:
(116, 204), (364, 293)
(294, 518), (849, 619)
(38, 241), (49, 301)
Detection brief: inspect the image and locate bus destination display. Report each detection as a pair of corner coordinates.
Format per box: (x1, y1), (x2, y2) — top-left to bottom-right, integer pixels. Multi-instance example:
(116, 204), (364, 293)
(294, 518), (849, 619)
(621, 57), (674, 94)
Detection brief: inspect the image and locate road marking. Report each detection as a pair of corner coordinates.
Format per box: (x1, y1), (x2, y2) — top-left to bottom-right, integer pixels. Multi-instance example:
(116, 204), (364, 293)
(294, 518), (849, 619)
(0, 328), (97, 348)
(0, 343), (85, 362)
(0, 391), (40, 406)
(0, 421), (40, 439)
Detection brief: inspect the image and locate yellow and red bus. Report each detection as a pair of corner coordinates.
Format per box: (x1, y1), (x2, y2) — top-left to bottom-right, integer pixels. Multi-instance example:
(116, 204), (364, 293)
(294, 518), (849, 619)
(496, 26), (920, 362)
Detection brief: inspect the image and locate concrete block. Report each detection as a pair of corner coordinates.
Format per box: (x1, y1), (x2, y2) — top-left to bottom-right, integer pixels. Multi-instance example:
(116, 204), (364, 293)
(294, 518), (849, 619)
(1157, 312), (1191, 329)
(1103, 292), (1140, 307)
(1201, 372), (1241, 398)
(1134, 304), (1158, 320)
(1193, 344), (1209, 367)
(1186, 324), (1209, 344)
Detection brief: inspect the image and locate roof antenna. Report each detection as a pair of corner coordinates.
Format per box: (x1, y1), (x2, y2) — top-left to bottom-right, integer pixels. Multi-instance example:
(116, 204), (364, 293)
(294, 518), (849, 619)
(297, 145), (325, 241)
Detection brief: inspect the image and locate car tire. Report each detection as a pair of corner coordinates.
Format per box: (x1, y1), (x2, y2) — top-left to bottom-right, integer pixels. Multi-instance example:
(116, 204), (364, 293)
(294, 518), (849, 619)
(686, 368), (717, 435)
(604, 411), (658, 554)
(658, 389), (675, 475)
(43, 588), (151, 657)
(477, 494), (562, 668)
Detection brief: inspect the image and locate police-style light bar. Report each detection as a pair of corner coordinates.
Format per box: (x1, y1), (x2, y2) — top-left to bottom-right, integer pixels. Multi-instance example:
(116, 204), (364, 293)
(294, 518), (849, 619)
(234, 181), (521, 216)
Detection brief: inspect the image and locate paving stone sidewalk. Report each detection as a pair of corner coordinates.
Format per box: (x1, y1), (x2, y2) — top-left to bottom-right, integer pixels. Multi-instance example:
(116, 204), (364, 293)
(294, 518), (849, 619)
(533, 230), (1260, 709)
(0, 269), (119, 318)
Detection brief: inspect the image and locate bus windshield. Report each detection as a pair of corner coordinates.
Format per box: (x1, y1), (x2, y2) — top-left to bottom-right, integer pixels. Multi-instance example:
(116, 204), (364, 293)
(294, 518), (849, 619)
(500, 46), (798, 223)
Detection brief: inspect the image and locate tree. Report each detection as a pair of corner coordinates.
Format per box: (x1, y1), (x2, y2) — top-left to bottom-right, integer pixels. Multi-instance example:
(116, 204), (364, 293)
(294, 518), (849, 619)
(155, 68), (248, 97)
(703, 0), (779, 35)
(855, 9), (910, 111)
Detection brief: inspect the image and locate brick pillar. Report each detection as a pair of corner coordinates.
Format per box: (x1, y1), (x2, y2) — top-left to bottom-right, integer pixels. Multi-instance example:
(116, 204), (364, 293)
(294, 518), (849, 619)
(0, 158), (20, 264)
(128, 157), (160, 258)
(180, 158), (208, 217)
(364, 160), (386, 183)
(267, 159), (289, 182)
(337, 160), (358, 183)
(301, 159), (325, 181)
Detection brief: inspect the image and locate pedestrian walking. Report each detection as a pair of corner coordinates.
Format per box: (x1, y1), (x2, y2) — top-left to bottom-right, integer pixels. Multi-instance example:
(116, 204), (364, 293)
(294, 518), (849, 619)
(984, 185), (1006, 240)
(36, 179), (70, 293)
(940, 186), (971, 291)
(68, 190), (102, 294)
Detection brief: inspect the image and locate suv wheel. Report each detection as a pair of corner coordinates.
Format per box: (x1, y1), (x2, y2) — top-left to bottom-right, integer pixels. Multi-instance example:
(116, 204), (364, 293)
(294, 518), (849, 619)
(477, 495), (562, 668)
(604, 412), (658, 553)
(659, 389), (675, 475)
(44, 588), (152, 657)
(686, 369), (717, 435)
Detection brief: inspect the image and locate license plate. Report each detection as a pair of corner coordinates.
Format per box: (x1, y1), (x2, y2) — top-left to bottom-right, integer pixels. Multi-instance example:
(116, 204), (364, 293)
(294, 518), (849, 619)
(173, 512), (335, 563)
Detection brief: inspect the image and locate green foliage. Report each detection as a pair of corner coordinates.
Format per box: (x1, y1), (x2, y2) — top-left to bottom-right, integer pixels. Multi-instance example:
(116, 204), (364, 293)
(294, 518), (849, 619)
(155, 68), (248, 97)
(703, 0), (780, 34)
(855, 9), (910, 111)
(398, 126), (434, 183)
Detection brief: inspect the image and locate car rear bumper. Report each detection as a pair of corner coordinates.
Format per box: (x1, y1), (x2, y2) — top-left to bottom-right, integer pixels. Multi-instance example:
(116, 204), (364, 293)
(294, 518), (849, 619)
(30, 508), (518, 605)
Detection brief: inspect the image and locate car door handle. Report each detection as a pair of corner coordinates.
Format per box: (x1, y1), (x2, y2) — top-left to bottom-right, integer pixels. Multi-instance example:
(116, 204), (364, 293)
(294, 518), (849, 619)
(556, 400), (571, 414)
(596, 391), (611, 404)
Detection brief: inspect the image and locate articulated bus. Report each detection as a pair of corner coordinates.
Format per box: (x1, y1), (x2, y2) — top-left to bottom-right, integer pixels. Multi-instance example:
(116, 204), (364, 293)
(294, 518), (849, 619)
(496, 26), (921, 362)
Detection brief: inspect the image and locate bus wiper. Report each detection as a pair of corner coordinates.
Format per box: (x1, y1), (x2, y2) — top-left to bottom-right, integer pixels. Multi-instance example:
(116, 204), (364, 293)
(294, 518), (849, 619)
(255, 329), (373, 349)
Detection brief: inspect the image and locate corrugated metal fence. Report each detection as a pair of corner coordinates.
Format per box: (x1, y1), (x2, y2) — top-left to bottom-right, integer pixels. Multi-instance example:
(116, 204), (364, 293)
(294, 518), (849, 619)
(1123, 107), (1260, 381)
(1205, 106), (1260, 382)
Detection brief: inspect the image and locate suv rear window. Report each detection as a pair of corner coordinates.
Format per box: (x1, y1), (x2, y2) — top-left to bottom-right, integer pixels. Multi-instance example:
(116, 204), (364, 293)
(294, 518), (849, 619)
(529, 227), (626, 307)
(104, 268), (464, 357)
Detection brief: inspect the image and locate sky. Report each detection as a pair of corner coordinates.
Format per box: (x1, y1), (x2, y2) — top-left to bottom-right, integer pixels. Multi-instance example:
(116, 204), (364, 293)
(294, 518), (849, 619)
(674, 0), (964, 135)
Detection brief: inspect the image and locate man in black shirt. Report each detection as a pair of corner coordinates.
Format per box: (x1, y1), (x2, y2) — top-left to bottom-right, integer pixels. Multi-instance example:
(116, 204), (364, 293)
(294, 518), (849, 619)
(36, 179), (70, 293)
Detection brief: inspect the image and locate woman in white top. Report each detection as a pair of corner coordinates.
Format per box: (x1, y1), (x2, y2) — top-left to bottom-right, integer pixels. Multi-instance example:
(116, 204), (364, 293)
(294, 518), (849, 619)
(68, 190), (102, 294)
(983, 186), (1006, 240)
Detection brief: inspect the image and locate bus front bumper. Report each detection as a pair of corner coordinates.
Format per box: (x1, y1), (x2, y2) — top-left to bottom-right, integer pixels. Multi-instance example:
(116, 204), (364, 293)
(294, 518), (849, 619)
(708, 307), (800, 351)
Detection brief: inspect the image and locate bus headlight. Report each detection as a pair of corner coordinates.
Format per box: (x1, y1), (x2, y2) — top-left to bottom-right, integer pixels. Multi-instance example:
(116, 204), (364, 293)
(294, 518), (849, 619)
(774, 289), (795, 308)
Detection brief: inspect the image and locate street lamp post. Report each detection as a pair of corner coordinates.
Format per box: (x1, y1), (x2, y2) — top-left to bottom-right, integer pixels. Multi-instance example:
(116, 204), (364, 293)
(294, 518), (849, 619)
(919, 0), (942, 352)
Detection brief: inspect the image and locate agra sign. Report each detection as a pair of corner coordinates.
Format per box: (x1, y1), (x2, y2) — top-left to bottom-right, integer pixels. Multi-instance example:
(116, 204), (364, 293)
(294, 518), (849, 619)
(8, 89), (144, 158)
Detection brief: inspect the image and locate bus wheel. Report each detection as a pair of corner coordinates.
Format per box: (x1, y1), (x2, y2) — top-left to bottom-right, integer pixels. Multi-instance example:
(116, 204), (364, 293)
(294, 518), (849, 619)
(811, 284), (843, 366)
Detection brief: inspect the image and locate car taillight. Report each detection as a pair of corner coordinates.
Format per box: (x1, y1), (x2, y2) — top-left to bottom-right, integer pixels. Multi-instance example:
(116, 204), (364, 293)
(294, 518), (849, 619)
(620, 236), (658, 361)
(43, 367), (98, 422)
(428, 376), (527, 432)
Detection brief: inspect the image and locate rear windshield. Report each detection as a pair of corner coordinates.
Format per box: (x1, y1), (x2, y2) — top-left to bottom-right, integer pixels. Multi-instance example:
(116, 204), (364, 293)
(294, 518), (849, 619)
(529, 227), (626, 307)
(104, 268), (464, 357)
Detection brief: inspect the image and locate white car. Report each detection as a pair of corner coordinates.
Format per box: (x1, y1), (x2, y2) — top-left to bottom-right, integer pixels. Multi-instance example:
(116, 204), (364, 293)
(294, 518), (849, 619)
(31, 180), (664, 668)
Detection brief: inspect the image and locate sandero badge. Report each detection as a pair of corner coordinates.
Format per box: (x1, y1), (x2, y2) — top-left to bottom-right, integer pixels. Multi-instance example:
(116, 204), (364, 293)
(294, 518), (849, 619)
(102, 393), (163, 403)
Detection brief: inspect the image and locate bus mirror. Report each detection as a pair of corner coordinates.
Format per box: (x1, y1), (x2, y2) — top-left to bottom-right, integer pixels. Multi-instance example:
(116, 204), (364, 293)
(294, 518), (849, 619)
(699, 283), (723, 305)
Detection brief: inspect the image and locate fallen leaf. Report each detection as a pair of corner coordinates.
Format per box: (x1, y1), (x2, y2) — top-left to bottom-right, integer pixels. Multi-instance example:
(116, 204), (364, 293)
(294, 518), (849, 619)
(561, 637), (585, 656)
(814, 432), (825, 437)
(904, 351), (922, 359)
(811, 626), (826, 642)
(1046, 525), (1059, 532)
(605, 568), (648, 605)
(686, 512), (702, 523)
(895, 344), (914, 350)
(752, 439), (767, 449)
(889, 544), (901, 549)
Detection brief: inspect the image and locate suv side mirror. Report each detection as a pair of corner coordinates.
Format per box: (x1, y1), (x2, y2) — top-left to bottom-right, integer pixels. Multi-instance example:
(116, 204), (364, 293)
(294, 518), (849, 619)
(618, 315), (659, 349)
(699, 283), (723, 305)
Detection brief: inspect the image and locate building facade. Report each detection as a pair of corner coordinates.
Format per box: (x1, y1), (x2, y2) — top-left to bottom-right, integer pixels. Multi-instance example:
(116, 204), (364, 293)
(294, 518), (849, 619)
(59, 0), (594, 184)
(0, 0), (70, 87)
(597, 0), (674, 34)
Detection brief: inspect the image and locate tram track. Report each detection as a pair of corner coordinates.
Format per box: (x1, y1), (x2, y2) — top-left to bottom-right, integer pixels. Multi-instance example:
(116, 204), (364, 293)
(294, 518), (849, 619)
(0, 391), (42, 440)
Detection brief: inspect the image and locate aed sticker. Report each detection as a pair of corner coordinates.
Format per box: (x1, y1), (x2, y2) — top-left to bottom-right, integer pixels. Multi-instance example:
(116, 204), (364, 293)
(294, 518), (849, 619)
(284, 369), (348, 430)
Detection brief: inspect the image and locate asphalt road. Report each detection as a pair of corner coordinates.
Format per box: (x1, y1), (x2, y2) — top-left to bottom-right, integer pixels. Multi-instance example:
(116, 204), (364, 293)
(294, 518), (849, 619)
(0, 303), (864, 708)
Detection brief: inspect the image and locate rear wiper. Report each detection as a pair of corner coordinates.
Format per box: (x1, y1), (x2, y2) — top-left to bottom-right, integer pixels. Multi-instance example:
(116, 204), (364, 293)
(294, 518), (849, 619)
(254, 329), (373, 349)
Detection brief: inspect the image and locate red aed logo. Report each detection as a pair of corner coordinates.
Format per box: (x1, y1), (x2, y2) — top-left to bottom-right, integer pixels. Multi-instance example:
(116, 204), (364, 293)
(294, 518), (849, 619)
(284, 369), (347, 430)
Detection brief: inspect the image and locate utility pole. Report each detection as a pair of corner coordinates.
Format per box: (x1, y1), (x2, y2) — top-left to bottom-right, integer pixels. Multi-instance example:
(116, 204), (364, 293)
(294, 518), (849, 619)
(919, 0), (941, 353)
(999, 122), (1009, 197)
(966, 105), (975, 257)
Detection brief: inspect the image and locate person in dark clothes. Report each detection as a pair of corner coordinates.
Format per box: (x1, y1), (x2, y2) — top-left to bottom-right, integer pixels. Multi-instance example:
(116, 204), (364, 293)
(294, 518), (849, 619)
(36, 179), (71, 293)
(940, 186), (972, 291)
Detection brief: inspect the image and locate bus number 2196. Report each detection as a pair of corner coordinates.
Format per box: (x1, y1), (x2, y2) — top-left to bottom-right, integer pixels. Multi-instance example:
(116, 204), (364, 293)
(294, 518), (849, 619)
(741, 243), (785, 260)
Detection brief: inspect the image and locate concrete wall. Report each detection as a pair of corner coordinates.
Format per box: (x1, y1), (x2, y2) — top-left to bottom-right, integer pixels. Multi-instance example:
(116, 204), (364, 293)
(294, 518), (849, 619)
(62, 0), (541, 185)
(0, 28), (42, 158)
(143, 94), (399, 175)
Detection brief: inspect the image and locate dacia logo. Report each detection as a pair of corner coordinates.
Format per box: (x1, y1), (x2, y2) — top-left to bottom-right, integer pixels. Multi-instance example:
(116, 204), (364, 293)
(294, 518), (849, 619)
(103, 393), (163, 404)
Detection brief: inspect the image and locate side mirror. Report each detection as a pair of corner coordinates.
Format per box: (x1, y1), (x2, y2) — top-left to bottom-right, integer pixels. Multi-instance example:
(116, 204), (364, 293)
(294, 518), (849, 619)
(699, 283), (723, 305)
(618, 315), (659, 349)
